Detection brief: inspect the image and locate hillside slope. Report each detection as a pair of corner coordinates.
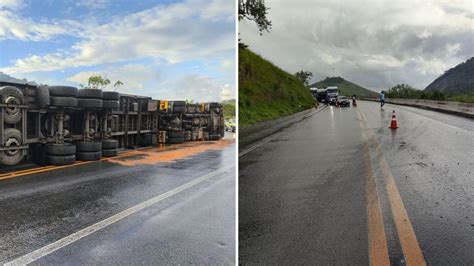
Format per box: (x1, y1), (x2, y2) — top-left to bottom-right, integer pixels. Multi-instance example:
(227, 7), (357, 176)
(310, 77), (379, 97)
(239, 48), (315, 126)
(425, 57), (474, 94)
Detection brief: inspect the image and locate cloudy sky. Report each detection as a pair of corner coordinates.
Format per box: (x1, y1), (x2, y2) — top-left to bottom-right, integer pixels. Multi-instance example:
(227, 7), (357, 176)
(0, 0), (235, 102)
(240, 0), (473, 92)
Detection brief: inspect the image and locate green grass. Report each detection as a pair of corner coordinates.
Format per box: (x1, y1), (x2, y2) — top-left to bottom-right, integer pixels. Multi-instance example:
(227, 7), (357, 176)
(222, 99), (236, 120)
(311, 77), (379, 98)
(239, 48), (316, 126)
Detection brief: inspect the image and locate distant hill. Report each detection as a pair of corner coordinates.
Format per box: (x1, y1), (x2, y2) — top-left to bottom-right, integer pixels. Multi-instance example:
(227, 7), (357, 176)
(425, 57), (474, 95)
(310, 77), (379, 97)
(239, 48), (315, 126)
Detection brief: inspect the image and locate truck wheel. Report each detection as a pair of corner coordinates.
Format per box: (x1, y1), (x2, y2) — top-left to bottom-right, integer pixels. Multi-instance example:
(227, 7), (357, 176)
(187, 106), (195, 113)
(46, 143), (76, 156)
(77, 151), (102, 161)
(46, 154), (76, 165)
(103, 91), (120, 100)
(1, 128), (24, 165)
(102, 149), (118, 157)
(1, 86), (24, 124)
(50, 96), (78, 107)
(209, 134), (221, 141)
(103, 100), (119, 109)
(102, 139), (118, 149)
(173, 106), (186, 113)
(172, 101), (186, 106)
(77, 98), (103, 108)
(48, 86), (78, 97)
(168, 131), (184, 138)
(35, 86), (50, 106)
(185, 131), (192, 141)
(78, 88), (103, 99)
(167, 137), (185, 144)
(76, 141), (102, 152)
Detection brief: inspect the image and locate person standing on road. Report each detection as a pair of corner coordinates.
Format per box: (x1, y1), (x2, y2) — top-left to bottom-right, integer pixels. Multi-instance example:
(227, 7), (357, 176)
(380, 91), (385, 108)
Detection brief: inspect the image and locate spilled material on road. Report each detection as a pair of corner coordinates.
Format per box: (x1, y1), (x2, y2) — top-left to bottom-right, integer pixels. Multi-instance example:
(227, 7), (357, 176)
(0, 140), (233, 181)
(108, 140), (233, 166)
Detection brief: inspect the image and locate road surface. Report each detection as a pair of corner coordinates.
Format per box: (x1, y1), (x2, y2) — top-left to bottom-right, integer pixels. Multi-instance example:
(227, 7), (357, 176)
(239, 101), (473, 265)
(0, 135), (236, 265)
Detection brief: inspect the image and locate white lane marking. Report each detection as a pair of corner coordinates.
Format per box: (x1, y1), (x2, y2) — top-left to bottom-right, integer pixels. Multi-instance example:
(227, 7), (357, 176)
(5, 166), (233, 266)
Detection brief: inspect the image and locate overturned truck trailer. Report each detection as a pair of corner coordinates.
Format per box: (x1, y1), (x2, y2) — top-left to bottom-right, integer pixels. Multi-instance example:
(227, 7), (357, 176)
(0, 81), (225, 167)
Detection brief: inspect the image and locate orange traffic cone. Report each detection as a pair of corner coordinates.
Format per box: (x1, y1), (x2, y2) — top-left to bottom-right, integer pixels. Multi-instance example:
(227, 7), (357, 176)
(389, 110), (398, 129)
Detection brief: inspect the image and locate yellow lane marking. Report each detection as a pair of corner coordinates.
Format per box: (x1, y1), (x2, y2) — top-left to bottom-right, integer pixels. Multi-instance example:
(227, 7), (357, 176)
(0, 141), (232, 181)
(359, 107), (426, 266)
(357, 109), (390, 266)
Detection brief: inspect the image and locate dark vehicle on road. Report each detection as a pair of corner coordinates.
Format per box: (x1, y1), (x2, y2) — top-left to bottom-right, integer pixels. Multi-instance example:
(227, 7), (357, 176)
(327, 86), (339, 105)
(0, 81), (225, 167)
(336, 96), (350, 107)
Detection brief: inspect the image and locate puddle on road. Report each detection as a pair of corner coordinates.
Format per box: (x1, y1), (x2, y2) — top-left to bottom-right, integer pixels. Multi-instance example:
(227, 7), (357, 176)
(107, 140), (233, 166)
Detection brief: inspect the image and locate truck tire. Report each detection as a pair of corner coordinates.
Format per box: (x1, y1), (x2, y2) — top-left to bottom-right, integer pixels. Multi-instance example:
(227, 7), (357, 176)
(168, 131), (184, 138)
(76, 141), (102, 152)
(102, 139), (118, 149)
(185, 131), (192, 141)
(78, 88), (103, 99)
(167, 137), (185, 144)
(172, 101), (186, 106)
(77, 151), (102, 161)
(102, 149), (118, 157)
(35, 86), (50, 106)
(1, 86), (24, 124)
(1, 128), (24, 166)
(209, 134), (221, 141)
(50, 96), (78, 107)
(187, 106), (195, 113)
(77, 98), (103, 108)
(173, 106), (186, 113)
(103, 100), (119, 109)
(103, 91), (120, 100)
(46, 143), (76, 156)
(48, 86), (78, 97)
(46, 154), (76, 165)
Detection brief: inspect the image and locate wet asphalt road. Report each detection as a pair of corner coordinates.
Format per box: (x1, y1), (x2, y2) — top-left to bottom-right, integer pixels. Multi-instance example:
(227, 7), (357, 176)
(0, 135), (235, 265)
(239, 101), (473, 264)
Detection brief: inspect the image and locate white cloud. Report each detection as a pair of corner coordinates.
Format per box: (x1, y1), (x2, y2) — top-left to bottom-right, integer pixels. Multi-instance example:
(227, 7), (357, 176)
(0, 9), (77, 41)
(1, 0), (235, 74)
(219, 84), (233, 101)
(75, 0), (109, 9)
(0, 0), (24, 10)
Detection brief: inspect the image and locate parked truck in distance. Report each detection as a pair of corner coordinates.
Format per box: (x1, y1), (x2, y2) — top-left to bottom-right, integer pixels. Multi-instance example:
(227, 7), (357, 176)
(326, 86), (339, 105)
(0, 81), (225, 167)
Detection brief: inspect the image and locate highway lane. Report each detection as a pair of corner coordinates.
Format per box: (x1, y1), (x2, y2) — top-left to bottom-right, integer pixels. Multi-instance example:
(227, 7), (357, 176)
(239, 101), (473, 264)
(0, 135), (235, 265)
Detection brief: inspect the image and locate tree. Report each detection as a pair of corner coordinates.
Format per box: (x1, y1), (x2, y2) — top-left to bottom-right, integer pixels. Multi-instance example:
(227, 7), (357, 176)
(113, 80), (124, 91)
(295, 70), (313, 86)
(88, 75), (110, 89)
(238, 0), (272, 35)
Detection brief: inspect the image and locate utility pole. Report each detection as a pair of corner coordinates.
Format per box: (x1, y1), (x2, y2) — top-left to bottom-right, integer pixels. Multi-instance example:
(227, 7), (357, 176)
(333, 67), (335, 77)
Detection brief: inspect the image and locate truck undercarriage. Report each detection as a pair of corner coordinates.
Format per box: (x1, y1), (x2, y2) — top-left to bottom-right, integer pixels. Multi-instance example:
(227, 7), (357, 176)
(0, 81), (225, 167)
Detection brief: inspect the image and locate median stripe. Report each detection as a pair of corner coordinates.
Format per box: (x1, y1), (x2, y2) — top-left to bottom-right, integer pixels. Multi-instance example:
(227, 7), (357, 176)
(357, 109), (390, 266)
(358, 107), (426, 266)
(4, 166), (233, 266)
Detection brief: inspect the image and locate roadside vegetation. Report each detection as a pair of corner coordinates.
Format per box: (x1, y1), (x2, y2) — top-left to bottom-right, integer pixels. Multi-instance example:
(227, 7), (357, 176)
(386, 84), (474, 103)
(239, 48), (316, 126)
(222, 99), (236, 120)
